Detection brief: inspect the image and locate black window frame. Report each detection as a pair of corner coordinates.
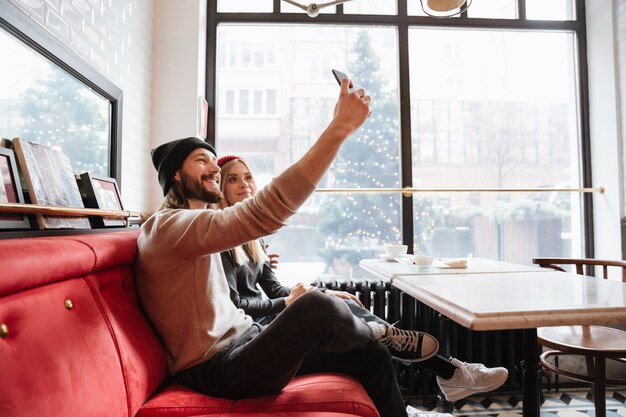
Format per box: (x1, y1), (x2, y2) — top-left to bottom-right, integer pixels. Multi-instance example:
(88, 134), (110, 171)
(205, 0), (593, 257)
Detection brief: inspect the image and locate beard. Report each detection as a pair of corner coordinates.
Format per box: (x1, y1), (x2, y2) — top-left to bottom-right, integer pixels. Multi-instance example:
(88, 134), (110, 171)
(179, 171), (223, 204)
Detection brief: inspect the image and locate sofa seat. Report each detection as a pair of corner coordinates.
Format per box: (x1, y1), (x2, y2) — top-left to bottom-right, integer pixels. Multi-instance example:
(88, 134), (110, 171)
(139, 374), (378, 417)
(188, 413), (364, 417)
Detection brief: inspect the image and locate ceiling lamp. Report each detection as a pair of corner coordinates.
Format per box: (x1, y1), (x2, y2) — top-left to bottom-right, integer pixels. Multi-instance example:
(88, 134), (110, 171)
(282, 0), (354, 18)
(420, 0), (472, 17)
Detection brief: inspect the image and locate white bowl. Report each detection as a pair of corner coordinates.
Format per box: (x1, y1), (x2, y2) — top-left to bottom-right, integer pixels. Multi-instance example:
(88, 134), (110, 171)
(384, 244), (408, 257)
(413, 255), (435, 267)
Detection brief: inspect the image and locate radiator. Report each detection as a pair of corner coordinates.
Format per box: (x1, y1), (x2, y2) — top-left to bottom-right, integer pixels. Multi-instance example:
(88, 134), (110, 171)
(313, 276), (525, 398)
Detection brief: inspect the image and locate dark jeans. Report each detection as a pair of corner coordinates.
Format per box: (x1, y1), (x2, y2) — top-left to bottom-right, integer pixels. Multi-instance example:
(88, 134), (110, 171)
(177, 290), (407, 417)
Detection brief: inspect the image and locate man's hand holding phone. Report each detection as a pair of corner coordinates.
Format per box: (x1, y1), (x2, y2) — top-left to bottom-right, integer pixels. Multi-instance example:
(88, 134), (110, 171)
(330, 69), (372, 137)
(332, 69), (354, 92)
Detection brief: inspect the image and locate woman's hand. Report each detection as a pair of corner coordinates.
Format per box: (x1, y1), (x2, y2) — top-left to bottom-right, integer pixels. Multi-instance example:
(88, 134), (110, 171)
(324, 289), (365, 308)
(265, 243), (280, 269)
(284, 282), (313, 306)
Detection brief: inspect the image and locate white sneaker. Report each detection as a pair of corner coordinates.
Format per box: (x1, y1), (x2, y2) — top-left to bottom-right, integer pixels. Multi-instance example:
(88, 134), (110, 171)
(406, 405), (453, 417)
(436, 358), (508, 402)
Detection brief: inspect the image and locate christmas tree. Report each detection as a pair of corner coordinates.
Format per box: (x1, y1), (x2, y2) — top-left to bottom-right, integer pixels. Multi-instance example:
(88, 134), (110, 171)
(318, 30), (440, 269)
(17, 72), (109, 176)
(318, 30), (404, 268)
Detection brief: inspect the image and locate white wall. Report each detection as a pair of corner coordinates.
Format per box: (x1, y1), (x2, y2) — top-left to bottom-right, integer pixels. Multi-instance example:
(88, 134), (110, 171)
(149, 0), (207, 207)
(7, 0), (155, 211)
(587, 0), (624, 262)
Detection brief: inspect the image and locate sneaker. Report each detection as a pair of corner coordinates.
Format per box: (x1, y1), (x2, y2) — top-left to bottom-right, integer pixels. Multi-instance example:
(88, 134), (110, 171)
(436, 358), (508, 402)
(406, 405), (453, 417)
(378, 323), (439, 363)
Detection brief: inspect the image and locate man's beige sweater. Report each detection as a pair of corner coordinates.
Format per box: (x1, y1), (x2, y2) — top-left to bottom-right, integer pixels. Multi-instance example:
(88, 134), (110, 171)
(136, 165), (315, 374)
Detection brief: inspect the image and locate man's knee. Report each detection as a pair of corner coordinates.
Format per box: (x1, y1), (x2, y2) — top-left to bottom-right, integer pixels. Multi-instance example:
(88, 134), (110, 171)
(291, 290), (351, 319)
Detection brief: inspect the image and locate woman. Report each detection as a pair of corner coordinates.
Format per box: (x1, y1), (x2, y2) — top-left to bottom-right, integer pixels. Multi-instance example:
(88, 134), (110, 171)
(217, 155), (509, 404)
(217, 154), (364, 325)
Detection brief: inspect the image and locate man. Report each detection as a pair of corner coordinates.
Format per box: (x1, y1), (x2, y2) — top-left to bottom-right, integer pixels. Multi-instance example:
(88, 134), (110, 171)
(137, 80), (440, 417)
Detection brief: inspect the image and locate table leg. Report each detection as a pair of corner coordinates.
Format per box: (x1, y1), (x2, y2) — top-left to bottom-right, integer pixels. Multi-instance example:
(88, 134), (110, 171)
(521, 328), (541, 417)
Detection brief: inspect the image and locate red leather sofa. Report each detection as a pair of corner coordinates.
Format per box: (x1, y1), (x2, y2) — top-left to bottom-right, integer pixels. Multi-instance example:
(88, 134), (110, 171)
(0, 231), (379, 417)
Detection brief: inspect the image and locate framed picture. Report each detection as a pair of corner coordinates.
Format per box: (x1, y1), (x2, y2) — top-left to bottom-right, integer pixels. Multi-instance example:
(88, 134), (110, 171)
(0, 147), (30, 230)
(78, 172), (125, 227)
(12, 137), (90, 230)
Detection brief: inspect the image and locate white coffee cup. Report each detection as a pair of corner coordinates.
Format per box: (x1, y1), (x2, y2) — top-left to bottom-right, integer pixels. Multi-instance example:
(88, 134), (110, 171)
(384, 244), (408, 257)
(413, 255), (435, 267)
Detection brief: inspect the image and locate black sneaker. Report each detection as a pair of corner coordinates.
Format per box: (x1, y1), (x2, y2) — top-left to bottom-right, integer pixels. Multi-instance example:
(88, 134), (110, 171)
(378, 324), (439, 363)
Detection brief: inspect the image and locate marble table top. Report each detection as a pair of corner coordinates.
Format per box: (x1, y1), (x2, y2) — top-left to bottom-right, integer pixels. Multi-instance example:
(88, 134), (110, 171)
(392, 271), (626, 331)
(360, 257), (548, 282)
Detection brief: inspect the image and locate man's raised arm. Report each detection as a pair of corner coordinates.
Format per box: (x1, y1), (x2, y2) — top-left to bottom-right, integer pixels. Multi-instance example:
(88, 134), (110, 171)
(297, 78), (371, 186)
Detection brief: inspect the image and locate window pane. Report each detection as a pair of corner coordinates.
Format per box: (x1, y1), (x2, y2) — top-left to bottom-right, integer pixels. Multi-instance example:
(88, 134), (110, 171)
(413, 191), (575, 263)
(0, 28), (111, 176)
(526, 0), (575, 21)
(408, 0), (462, 17)
(254, 46), (264, 66)
(467, 0), (517, 19)
(216, 24), (400, 282)
(225, 90), (235, 114)
(218, 0), (273, 13)
(408, 0), (517, 18)
(343, 0), (397, 15)
(238, 90), (249, 114)
(253, 90), (263, 113)
(266, 89), (277, 114)
(409, 28), (582, 261)
(241, 44), (252, 67)
(217, 45), (226, 67)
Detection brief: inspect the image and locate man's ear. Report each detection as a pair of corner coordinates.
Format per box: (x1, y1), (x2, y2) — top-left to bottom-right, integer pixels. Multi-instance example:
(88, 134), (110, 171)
(174, 171), (181, 182)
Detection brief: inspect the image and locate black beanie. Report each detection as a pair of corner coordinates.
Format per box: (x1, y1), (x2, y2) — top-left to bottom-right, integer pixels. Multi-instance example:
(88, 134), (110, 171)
(151, 137), (216, 195)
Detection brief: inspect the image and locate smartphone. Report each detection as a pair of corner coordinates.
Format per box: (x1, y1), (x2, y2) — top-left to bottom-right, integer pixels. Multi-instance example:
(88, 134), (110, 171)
(331, 69), (354, 92)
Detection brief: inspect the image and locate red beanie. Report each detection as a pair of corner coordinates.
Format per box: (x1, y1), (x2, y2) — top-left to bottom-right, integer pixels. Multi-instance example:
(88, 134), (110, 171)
(217, 155), (243, 168)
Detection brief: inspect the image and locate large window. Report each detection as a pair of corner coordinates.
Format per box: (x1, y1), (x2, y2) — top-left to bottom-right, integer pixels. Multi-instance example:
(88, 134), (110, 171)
(0, 3), (122, 181)
(208, 0), (588, 284)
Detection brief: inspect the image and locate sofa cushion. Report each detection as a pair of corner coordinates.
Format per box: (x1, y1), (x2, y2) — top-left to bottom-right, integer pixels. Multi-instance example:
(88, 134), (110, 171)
(188, 413), (363, 417)
(0, 231), (139, 298)
(138, 374), (379, 417)
(62, 230), (140, 272)
(86, 265), (168, 417)
(0, 278), (128, 417)
(0, 236), (94, 297)
(69, 231), (168, 417)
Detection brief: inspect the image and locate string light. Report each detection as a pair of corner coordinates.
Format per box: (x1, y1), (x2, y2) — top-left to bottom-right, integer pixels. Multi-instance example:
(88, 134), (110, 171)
(11, 72), (110, 176)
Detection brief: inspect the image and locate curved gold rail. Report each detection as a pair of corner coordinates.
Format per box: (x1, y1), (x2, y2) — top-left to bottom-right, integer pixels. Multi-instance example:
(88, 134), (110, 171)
(316, 186), (604, 198)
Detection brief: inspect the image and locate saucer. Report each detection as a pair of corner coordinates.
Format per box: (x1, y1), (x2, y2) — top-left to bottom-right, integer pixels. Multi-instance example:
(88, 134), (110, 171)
(434, 258), (468, 269)
(379, 254), (409, 262)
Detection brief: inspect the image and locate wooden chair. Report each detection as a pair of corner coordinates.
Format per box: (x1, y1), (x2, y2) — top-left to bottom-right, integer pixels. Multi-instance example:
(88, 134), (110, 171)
(532, 257), (626, 417)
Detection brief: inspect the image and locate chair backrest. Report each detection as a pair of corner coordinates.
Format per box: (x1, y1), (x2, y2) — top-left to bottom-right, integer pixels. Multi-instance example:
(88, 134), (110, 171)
(532, 257), (626, 282)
